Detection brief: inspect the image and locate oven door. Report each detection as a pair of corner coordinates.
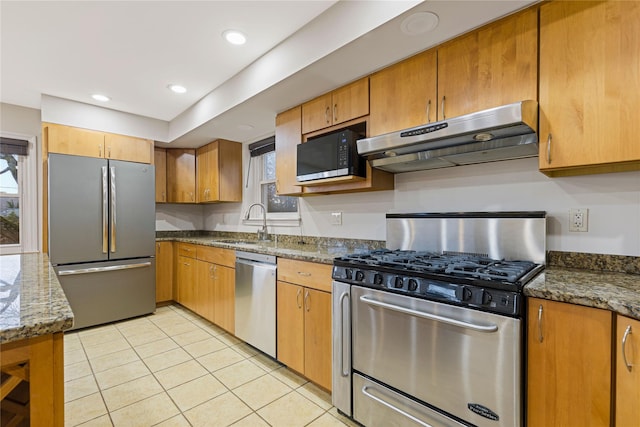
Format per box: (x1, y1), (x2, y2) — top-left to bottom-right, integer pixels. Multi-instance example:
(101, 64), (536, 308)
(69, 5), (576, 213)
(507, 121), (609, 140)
(351, 285), (522, 427)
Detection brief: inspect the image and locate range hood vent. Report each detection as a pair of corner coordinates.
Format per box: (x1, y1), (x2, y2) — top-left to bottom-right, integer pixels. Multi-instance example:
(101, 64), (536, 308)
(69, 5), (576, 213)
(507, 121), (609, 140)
(357, 100), (538, 173)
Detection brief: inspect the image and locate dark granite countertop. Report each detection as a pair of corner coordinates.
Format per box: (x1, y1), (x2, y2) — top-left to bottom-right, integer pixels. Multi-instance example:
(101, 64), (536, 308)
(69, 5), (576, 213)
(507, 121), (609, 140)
(0, 253), (75, 344)
(524, 267), (640, 321)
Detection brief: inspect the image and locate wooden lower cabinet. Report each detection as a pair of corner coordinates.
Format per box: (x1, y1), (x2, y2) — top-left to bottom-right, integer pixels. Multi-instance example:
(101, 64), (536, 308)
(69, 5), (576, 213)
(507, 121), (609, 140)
(616, 314), (640, 426)
(176, 255), (196, 312)
(195, 260), (215, 323)
(277, 281), (332, 390)
(212, 264), (235, 334)
(527, 297), (613, 427)
(155, 241), (174, 303)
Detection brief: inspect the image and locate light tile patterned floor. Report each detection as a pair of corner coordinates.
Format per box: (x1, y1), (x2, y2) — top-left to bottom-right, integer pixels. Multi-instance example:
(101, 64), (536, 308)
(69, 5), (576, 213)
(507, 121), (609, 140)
(64, 304), (356, 427)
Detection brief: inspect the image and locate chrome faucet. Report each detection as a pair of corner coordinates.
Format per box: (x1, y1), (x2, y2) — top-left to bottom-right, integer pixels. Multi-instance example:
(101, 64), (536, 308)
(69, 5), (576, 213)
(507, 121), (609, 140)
(245, 203), (270, 241)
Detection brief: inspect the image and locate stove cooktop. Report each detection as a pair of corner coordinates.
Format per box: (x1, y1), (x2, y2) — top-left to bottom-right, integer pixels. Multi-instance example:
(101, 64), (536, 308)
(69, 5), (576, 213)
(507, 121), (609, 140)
(332, 249), (544, 316)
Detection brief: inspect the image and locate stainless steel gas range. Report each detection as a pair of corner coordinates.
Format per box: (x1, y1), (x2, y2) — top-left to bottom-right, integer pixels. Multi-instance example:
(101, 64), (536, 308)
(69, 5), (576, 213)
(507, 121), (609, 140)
(332, 212), (546, 427)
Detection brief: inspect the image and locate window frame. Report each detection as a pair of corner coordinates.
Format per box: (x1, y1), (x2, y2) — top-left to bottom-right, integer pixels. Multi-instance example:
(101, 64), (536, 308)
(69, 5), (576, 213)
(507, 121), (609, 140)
(0, 132), (38, 255)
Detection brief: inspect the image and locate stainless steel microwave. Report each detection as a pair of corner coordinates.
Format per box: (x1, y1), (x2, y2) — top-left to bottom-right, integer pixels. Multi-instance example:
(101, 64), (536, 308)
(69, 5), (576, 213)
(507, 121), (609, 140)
(296, 130), (366, 182)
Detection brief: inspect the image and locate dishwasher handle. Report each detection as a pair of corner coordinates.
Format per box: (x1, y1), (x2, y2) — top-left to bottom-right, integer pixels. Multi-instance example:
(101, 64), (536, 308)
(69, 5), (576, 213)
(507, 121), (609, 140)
(235, 250), (276, 265)
(235, 257), (277, 271)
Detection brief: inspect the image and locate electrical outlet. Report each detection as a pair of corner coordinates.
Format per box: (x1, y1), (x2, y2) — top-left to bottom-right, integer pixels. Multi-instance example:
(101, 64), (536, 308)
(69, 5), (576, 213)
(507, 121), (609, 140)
(331, 212), (342, 225)
(569, 208), (588, 232)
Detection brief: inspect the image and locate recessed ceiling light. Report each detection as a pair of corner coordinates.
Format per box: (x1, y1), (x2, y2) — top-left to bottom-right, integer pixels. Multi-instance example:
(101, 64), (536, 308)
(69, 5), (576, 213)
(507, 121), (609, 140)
(400, 11), (439, 36)
(168, 84), (187, 94)
(223, 29), (246, 45)
(91, 94), (110, 102)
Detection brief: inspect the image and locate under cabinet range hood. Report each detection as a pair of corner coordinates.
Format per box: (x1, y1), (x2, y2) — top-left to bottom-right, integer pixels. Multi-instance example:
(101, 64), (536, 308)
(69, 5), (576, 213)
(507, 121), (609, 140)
(357, 100), (539, 173)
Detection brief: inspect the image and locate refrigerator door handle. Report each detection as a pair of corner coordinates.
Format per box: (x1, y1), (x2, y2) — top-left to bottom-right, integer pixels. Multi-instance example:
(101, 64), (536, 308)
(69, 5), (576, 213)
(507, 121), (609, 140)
(58, 262), (152, 276)
(102, 166), (108, 253)
(110, 166), (117, 253)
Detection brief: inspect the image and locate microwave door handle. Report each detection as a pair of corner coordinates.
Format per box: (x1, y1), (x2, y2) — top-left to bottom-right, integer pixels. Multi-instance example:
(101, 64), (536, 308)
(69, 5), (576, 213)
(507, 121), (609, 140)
(359, 295), (498, 333)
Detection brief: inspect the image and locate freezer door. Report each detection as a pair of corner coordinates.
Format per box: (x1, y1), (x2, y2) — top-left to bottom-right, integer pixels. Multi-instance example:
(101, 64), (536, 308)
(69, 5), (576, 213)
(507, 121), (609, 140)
(49, 154), (109, 264)
(55, 258), (155, 330)
(108, 160), (155, 259)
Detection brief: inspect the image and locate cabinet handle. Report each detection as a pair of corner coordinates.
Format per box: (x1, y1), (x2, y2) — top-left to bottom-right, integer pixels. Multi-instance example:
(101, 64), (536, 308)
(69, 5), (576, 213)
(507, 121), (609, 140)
(426, 99), (432, 123)
(622, 325), (633, 372)
(183, 262), (190, 266)
(537, 304), (544, 343)
(333, 104), (338, 123)
(162, 191), (166, 202)
(190, 192), (194, 201)
(325, 106), (330, 125)
(441, 96), (446, 120)
(108, 146), (112, 158)
(297, 271), (311, 277)
(304, 289), (310, 312)
(99, 145), (103, 157)
(546, 133), (552, 164)
(296, 288), (302, 309)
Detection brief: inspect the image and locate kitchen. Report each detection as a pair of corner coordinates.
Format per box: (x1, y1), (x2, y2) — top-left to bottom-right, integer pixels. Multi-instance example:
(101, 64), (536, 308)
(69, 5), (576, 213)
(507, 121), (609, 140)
(1, 1), (640, 427)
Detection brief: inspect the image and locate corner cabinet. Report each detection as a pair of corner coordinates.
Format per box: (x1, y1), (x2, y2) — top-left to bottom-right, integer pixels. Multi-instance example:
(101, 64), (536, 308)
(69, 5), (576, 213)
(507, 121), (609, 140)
(276, 258), (332, 391)
(301, 78), (369, 134)
(275, 106), (304, 196)
(526, 298), (612, 427)
(154, 148), (167, 203)
(616, 314), (640, 426)
(539, 1), (640, 176)
(155, 241), (174, 303)
(196, 139), (242, 203)
(166, 149), (196, 203)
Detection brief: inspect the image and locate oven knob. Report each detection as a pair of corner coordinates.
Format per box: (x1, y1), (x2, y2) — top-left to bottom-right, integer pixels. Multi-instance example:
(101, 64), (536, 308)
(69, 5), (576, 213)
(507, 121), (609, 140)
(394, 277), (403, 288)
(482, 290), (493, 305)
(345, 268), (353, 280)
(373, 273), (384, 285)
(462, 287), (473, 301)
(355, 270), (365, 282)
(408, 278), (418, 291)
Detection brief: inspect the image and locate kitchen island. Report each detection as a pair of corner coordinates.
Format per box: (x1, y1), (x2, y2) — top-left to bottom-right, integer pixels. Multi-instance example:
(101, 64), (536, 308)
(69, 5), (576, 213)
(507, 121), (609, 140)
(0, 253), (74, 426)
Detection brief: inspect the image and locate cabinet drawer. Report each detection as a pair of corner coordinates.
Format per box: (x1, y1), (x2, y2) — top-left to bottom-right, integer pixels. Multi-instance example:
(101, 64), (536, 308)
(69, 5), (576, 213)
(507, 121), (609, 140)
(197, 245), (235, 268)
(277, 258), (332, 292)
(176, 243), (198, 258)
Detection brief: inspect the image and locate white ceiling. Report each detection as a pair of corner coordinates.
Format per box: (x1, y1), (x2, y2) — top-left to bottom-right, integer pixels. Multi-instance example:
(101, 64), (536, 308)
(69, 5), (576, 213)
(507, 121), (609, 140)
(1, 1), (537, 148)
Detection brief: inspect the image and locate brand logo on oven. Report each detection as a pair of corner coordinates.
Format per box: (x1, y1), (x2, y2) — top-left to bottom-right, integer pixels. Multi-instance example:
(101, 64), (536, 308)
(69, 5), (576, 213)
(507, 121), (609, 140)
(467, 403), (499, 421)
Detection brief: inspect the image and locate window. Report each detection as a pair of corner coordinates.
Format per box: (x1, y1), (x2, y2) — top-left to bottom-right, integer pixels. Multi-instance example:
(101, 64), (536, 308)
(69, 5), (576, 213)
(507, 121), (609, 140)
(245, 136), (299, 225)
(0, 133), (37, 254)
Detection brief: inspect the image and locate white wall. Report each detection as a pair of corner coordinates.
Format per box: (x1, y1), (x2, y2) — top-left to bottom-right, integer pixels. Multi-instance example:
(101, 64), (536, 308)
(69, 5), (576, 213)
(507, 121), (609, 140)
(175, 157), (640, 257)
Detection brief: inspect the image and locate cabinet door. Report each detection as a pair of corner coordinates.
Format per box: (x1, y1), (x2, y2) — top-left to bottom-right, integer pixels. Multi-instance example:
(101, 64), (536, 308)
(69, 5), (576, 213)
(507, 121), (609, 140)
(275, 106), (305, 196)
(213, 265), (235, 333)
(539, 1), (640, 174)
(196, 142), (219, 203)
(437, 7), (538, 120)
(104, 133), (152, 164)
(218, 140), (242, 202)
(155, 241), (173, 303)
(527, 298), (612, 427)
(154, 148), (167, 203)
(276, 281), (304, 373)
(616, 315), (640, 426)
(304, 288), (332, 391)
(176, 255), (196, 311)
(331, 77), (369, 126)
(45, 123), (104, 159)
(196, 260), (215, 323)
(301, 93), (332, 134)
(167, 149), (196, 203)
(370, 49), (437, 136)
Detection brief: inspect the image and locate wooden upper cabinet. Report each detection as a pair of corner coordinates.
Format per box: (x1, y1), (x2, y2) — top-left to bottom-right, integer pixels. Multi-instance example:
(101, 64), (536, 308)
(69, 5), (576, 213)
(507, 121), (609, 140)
(436, 7), (538, 120)
(301, 78), (369, 134)
(616, 314), (640, 426)
(44, 123), (153, 163)
(166, 149), (196, 203)
(370, 49), (437, 136)
(45, 123), (105, 159)
(527, 298), (612, 427)
(104, 133), (153, 163)
(196, 139), (242, 203)
(154, 148), (167, 203)
(539, 1), (640, 176)
(275, 106), (305, 196)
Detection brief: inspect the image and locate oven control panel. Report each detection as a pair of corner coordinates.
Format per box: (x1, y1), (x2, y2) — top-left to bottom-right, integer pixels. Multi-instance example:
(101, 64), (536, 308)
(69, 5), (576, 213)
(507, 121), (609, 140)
(333, 265), (521, 316)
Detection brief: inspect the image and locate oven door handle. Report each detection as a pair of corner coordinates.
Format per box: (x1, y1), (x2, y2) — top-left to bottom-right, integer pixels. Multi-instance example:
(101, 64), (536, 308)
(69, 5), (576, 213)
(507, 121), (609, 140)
(359, 295), (499, 333)
(362, 386), (435, 427)
(339, 291), (350, 377)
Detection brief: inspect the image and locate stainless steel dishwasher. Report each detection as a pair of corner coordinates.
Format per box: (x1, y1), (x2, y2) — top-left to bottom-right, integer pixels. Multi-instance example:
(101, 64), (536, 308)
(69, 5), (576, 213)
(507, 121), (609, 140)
(235, 250), (277, 358)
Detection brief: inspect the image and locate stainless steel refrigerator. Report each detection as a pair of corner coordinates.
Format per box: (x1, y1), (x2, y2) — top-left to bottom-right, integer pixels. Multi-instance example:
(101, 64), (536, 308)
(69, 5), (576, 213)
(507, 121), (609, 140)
(48, 153), (156, 330)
